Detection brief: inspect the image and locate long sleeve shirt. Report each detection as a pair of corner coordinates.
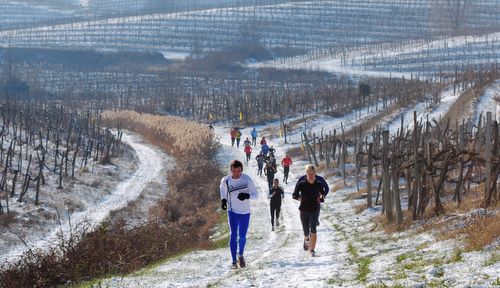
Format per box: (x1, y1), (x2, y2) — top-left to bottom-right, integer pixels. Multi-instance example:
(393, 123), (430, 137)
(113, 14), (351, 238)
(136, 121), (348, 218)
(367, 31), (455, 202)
(292, 178), (326, 212)
(269, 186), (284, 205)
(297, 175), (329, 197)
(220, 173), (258, 214)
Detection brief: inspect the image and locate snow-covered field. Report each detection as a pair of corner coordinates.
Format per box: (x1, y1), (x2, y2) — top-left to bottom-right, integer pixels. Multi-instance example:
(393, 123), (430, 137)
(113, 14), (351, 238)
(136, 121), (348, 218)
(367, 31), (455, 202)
(0, 130), (173, 264)
(1, 1), (498, 58)
(259, 84), (462, 146)
(99, 123), (500, 287)
(250, 32), (500, 77)
(473, 80), (500, 124)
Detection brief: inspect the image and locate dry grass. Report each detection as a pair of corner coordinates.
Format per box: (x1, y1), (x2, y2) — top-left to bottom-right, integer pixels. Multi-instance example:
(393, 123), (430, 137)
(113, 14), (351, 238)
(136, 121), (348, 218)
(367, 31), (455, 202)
(286, 146), (305, 160)
(376, 210), (415, 234)
(448, 209), (500, 252)
(329, 182), (347, 193)
(261, 125), (283, 141)
(102, 110), (215, 158)
(443, 195), (484, 214)
(345, 187), (368, 201)
(440, 80), (499, 125)
(0, 212), (16, 227)
(354, 203), (367, 214)
(441, 87), (477, 124)
(414, 196), (500, 252)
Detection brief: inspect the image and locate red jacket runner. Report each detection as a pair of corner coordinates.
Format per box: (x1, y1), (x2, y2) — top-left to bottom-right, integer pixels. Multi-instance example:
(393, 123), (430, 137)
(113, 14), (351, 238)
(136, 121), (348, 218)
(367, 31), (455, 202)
(281, 156), (292, 167)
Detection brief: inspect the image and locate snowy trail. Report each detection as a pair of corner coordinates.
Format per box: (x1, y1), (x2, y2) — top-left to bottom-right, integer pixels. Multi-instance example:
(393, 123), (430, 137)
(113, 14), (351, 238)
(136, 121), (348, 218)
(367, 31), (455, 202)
(102, 127), (360, 288)
(2, 131), (167, 263)
(101, 125), (500, 287)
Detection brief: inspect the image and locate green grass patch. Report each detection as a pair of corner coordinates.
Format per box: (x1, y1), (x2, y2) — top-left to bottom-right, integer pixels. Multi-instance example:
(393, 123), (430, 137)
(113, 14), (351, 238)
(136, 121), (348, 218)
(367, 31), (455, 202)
(347, 242), (359, 259)
(357, 257), (372, 283)
(368, 283), (403, 288)
(396, 253), (410, 263)
(333, 223), (347, 238)
(447, 249), (463, 263)
(131, 247), (199, 277)
(426, 279), (449, 288)
(401, 260), (426, 274)
(66, 276), (113, 288)
(393, 269), (408, 280)
(484, 252), (500, 266)
(416, 242), (430, 251)
(433, 268), (445, 278)
(346, 242), (372, 283)
(211, 235), (230, 249)
(207, 281), (222, 288)
(326, 277), (345, 286)
(398, 254), (445, 274)
(430, 257), (445, 267)
(491, 277), (500, 286)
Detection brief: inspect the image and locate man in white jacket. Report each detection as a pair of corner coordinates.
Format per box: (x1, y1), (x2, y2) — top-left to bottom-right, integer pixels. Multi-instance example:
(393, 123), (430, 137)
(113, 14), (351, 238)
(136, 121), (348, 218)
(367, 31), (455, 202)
(220, 160), (258, 269)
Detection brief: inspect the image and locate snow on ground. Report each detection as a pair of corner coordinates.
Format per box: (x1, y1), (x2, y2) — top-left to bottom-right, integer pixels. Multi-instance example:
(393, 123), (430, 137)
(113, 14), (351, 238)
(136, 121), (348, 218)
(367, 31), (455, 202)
(249, 32), (500, 79)
(0, 130), (172, 263)
(160, 50), (190, 60)
(79, 0), (90, 7)
(383, 85), (462, 134)
(473, 80), (500, 124)
(100, 123), (500, 287)
(250, 84), (461, 149)
(250, 55), (412, 79)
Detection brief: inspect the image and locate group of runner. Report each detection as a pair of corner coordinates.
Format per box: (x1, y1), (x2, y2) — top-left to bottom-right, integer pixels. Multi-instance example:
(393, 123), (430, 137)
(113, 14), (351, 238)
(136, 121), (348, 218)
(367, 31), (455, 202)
(220, 127), (330, 269)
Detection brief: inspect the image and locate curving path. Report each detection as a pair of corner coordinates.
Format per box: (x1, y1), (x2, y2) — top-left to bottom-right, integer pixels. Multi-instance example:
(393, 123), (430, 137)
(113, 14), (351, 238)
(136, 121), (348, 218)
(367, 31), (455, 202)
(2, 131), (167, 263)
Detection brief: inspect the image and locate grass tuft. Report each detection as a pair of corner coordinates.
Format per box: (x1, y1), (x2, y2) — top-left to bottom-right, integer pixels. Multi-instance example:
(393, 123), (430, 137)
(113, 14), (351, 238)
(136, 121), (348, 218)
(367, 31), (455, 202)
(483, 252), (500, 267)
(357, 257), (372, 283)
(448, 249), (463, 263)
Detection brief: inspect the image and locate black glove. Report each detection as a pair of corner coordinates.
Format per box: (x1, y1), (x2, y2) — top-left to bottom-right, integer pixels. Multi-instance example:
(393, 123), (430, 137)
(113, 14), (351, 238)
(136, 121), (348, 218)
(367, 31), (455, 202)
(237, 193), (250, 200)
(221, 199), (227, 210)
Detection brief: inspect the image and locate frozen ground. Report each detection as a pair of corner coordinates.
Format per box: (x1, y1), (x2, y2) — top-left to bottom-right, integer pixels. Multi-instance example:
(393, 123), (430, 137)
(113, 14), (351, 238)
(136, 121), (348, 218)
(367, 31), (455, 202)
(473, 80), (500, 124)
(253, 84), (461, 148)
(0, 130), (173, 264)
(249, 32), (500, 78)
(100, 123), (500, 287)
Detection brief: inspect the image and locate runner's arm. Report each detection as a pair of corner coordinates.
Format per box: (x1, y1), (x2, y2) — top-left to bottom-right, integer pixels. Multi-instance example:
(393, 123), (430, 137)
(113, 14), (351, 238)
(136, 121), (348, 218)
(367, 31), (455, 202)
(219, 177), (228, 200)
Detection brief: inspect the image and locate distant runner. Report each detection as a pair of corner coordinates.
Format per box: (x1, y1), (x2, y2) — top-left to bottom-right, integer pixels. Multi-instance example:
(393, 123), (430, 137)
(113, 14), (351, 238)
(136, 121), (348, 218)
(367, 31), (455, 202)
(269, 179), (284, 231)
(281, 153), (293, 184)
(251, 128), (258, 146)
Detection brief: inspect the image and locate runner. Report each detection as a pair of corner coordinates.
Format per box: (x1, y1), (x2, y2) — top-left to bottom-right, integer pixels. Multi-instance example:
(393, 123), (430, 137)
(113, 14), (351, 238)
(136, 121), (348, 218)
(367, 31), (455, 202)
(269, 179), (284, 231)
(292, 164), (328, 257)
(220, 160), (259, 268)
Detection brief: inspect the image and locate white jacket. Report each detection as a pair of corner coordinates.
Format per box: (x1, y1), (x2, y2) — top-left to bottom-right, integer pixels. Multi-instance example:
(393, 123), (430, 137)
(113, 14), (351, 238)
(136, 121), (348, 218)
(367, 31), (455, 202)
(220, 173), (258, 214)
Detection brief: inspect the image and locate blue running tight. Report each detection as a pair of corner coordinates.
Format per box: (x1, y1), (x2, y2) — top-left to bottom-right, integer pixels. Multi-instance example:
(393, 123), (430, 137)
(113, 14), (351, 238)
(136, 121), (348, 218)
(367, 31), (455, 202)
(228, 211), (250, 263)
